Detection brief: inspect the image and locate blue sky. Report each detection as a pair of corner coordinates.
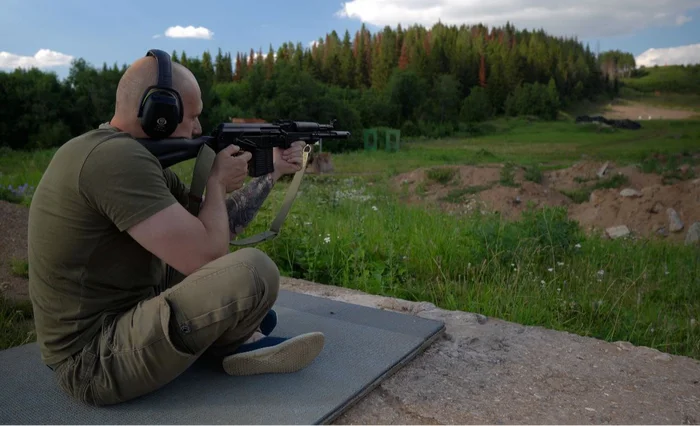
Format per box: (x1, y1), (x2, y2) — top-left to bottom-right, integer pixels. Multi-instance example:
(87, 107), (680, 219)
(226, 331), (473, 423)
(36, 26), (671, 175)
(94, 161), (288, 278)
(1, 0), (699, 79)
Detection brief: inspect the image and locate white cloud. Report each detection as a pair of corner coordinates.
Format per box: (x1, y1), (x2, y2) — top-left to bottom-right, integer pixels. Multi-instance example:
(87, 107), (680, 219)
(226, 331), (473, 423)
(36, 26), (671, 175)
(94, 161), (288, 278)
(675, 14), (693, 25)
(336, 0), (700, 38)
(635, 43), (700, 67)
(0, 49), (73, 69)
(163, 25), (214, 39)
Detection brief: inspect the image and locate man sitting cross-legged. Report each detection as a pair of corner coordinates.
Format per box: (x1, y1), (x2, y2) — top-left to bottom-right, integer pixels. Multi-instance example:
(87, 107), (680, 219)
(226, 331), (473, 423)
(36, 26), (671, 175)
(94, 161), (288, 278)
(27, 52), (324, 407)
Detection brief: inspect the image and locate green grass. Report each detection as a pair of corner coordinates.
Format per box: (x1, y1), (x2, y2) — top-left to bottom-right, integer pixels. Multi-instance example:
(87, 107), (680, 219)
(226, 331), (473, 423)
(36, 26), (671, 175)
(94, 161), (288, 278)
(440, 185), (492, 203)
(560, 174), (630, 204)
(621, 65), (700, 94)
(324, 118), (700, 176)
(0, 296), (35, 350)
(426, 167), (457, 184)
(618, 65), (700, 112)
(240, 176), (700, 359)
(10, 258), (29, 278)
(499, 162), (518, 187)
(2, 114), (699, 359)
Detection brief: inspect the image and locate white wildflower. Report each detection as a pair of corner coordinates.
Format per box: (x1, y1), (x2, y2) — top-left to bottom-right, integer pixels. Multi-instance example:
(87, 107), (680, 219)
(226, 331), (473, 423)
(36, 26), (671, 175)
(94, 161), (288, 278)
(548, 268), (554, 272)
(372, 205), (378, 211)
(324, 236), (331, 244)
(334, 187), (373, 202)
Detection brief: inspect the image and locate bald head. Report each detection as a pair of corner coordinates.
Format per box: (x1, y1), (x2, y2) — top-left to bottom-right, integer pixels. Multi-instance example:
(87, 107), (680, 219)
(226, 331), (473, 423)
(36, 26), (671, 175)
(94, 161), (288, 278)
(110, 55), (203, 139)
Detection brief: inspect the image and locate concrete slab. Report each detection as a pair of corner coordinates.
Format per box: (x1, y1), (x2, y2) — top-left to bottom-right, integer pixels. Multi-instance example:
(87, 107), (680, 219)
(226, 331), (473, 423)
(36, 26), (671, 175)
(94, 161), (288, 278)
(281, 277), (700, 425)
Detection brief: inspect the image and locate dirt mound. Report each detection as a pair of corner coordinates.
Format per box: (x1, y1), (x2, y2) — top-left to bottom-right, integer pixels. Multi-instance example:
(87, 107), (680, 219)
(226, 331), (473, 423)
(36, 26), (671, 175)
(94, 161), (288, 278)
(393, 164), (576, 218)
(476, 181), (572, 220)
(544, 161), (664, 192)
(392, 159), (700, 243)
(570, 180), (700, 239)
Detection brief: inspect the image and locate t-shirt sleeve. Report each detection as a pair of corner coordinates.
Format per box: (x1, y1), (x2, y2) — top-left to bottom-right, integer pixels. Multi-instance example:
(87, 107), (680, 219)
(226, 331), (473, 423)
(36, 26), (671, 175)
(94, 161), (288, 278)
(79, 137), (180, 232)
(163, 168), (190, 208)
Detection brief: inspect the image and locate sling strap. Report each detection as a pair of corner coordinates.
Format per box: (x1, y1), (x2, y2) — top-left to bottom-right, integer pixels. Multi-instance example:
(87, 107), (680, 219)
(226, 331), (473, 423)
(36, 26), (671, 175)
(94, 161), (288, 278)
(186, 144), (217, 216)
(188, 144), (313, 247)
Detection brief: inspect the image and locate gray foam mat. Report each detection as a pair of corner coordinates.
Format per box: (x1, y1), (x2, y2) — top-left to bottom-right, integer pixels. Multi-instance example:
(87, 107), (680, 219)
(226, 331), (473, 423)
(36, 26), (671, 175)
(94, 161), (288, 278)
(0, 290), (444, 424)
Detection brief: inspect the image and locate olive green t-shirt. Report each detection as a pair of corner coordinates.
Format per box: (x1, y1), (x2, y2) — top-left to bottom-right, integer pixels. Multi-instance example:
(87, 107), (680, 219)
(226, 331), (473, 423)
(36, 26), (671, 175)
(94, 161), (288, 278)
(28, 123), (190, 366)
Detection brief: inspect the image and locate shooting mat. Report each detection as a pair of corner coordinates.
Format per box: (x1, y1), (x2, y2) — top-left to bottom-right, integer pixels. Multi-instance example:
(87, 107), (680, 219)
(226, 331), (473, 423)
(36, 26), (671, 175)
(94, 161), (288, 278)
(0, 289), (445, 425)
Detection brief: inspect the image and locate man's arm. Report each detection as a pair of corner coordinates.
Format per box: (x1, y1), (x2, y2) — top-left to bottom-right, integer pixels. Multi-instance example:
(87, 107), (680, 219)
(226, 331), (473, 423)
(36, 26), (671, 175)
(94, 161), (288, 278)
(225, 173), (277, 238)
(223, 142), (305, 238)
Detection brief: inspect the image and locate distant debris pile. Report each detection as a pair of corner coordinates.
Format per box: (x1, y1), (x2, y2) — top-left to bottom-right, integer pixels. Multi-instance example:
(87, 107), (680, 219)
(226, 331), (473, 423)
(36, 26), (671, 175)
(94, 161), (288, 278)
(575, 115), (642, 130)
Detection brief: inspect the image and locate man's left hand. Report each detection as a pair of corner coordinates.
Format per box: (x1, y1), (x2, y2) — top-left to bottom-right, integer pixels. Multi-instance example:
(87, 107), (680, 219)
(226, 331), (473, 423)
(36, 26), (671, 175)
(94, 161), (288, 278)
(272, 141), (306, 180)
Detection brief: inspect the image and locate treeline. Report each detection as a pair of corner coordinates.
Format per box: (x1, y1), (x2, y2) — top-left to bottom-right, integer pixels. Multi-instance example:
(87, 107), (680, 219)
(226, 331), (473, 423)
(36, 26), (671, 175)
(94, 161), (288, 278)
(599, 49), (636, 80)
(1, 22), (623, 152)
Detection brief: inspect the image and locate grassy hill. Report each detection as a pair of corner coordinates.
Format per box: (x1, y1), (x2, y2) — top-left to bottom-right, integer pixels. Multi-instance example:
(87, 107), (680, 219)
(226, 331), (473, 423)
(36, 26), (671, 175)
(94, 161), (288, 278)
(619, 64), (700, 111)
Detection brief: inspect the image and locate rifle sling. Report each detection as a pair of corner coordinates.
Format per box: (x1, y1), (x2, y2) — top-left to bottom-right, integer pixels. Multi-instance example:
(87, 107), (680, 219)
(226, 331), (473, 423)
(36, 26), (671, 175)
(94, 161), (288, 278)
(188, 144), (312, 247)
(186, 144), (217, 216)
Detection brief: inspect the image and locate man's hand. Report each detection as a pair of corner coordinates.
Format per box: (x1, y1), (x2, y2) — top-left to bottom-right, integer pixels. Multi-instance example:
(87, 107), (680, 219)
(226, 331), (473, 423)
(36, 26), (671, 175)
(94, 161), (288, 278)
(210, 144), (252, 193)
(272, 141), (306, 180)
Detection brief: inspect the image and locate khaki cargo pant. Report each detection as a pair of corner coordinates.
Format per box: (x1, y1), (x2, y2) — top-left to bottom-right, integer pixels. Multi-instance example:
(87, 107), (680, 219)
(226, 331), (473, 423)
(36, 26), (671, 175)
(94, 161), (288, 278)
(51, 247), (280, 406)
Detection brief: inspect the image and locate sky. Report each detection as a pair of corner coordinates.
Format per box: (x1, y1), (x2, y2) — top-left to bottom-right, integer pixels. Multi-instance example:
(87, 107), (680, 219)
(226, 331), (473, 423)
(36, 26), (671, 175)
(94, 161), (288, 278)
(1, 0), (699, 79)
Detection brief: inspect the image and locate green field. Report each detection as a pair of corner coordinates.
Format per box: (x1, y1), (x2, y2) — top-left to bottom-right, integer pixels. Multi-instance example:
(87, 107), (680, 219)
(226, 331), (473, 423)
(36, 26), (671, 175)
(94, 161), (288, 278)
(2, 65), (700, 360)
(619, 65), (700, 111)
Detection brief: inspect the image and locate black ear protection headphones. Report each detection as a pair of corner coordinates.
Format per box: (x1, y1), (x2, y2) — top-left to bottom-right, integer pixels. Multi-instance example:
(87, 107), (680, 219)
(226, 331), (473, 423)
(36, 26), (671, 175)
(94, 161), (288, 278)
(137, 49), (184, 139)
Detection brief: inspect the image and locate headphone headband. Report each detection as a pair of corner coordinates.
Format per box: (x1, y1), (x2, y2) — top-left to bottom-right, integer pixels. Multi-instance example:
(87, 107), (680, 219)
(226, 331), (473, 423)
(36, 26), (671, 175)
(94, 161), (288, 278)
(146, 49), (173, 88)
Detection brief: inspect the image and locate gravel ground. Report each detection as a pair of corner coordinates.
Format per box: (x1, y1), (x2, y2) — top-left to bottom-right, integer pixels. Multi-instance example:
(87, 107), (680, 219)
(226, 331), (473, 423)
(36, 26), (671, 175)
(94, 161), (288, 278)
(0, 201), (29, 300)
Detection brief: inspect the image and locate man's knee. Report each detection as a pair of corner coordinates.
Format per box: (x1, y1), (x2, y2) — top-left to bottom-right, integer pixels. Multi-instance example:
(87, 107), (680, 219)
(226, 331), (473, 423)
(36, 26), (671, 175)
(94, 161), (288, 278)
(228, 247), (280, 301)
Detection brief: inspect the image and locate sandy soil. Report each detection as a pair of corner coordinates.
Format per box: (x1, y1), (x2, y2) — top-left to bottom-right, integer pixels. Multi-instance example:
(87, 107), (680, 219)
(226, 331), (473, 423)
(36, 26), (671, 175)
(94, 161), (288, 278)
(597, 101), (699, 120)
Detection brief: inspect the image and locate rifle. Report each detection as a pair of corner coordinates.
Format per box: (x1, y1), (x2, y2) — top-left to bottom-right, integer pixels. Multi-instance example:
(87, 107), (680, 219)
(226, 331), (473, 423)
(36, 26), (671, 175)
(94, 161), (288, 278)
(136, 119), (351, 246)
(137, 119), (351, 177)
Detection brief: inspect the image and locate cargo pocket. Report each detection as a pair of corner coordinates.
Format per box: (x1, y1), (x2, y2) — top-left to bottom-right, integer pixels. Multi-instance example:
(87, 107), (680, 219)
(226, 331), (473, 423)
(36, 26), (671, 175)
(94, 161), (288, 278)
(53, 355), (77, 398)
(172, 263), (262, 332)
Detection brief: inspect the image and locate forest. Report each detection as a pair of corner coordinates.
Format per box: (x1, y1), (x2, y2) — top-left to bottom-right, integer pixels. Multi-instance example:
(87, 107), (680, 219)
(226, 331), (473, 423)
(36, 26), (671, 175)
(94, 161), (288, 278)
(1, 22), (638, 152)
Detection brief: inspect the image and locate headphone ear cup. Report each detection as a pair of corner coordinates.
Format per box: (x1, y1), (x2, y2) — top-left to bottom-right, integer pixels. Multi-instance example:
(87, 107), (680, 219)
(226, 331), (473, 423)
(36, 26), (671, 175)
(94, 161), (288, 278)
(139, 89), (181, 138)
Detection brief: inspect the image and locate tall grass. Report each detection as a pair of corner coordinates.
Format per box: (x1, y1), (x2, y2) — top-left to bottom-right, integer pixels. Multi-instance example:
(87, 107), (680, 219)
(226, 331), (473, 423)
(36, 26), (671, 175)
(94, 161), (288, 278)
(241, 175), (700, 359)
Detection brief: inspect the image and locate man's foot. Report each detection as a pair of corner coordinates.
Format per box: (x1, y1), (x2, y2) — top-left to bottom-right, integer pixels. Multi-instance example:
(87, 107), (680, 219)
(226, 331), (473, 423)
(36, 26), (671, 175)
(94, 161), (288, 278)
(259, 309), (277, 336)
(223, 332), (325, 376)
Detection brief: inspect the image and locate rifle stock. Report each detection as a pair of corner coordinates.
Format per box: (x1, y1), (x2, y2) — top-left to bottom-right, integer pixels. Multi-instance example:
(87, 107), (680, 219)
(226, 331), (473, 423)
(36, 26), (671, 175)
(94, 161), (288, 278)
(137, 119), (351, 177)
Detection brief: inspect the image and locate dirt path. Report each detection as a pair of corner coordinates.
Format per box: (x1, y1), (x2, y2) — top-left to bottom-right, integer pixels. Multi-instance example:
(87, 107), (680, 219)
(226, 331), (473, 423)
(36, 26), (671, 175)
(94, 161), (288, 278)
(601, 101), (698, 120)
